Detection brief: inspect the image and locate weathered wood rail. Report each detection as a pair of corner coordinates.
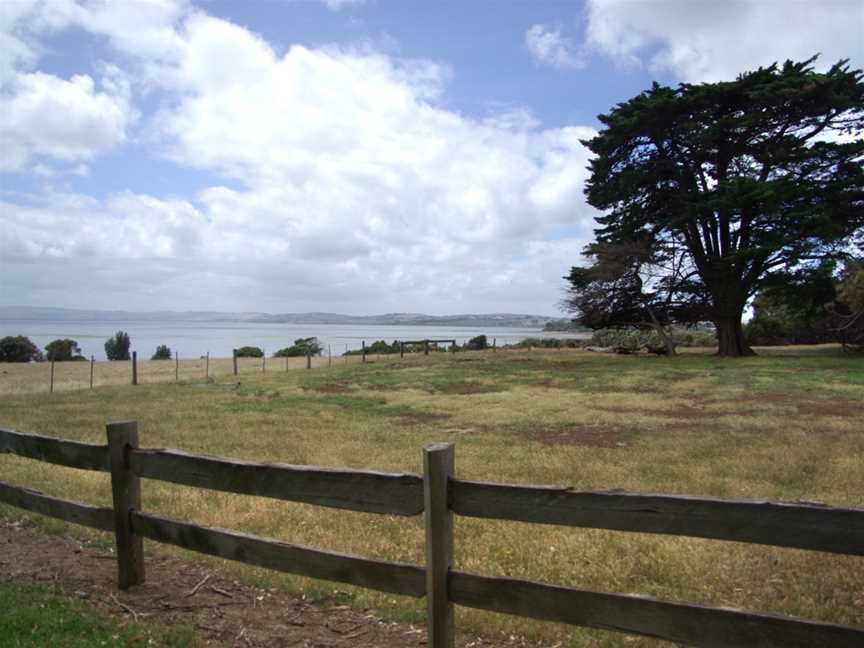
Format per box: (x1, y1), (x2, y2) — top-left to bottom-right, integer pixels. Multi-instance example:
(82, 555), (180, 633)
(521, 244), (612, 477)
(1, 424), (862, 647)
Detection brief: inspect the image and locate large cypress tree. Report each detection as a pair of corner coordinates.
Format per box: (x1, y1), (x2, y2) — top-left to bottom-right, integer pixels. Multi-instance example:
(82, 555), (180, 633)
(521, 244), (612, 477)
(572, 57), (864, 356)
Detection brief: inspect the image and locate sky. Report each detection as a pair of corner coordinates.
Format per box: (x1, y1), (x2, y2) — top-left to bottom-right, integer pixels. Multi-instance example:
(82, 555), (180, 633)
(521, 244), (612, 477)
(1, 0), (862, 316)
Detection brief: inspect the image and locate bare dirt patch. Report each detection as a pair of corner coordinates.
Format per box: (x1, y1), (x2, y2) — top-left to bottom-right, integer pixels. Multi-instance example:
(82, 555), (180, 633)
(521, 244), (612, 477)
(0, 520), (516, 648)
(306, 383), (353, 394)
(433, 382), (505, 395)
(535, 426), (627, 448)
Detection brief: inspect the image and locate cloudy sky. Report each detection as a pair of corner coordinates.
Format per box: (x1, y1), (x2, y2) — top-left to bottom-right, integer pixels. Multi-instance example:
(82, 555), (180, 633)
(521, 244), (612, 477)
(1, 0), (862, 316)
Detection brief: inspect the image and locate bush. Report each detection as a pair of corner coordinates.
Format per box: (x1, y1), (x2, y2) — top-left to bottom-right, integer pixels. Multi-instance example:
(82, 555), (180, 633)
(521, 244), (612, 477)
(0, 336), (41, 362)
(105, 331), (131, 361)
(235, 346), (264, 358)
(152, 345), (172, 360)
(45, 338), (84, 362)
(465, 335), (488, 350)
(591, 327), (716, 350)
(273, 338), (322, 357)
(506, 337), (583, 349)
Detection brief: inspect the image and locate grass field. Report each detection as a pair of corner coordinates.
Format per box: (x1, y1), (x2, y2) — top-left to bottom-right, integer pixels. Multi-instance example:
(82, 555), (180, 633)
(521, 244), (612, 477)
(0, 580), (202, 647)
(1, 346), (862, 646)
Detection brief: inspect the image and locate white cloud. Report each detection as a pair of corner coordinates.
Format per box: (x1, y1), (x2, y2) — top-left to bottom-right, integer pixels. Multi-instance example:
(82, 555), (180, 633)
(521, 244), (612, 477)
(1, 4), (598, 314)
(525, 24), (584, 70)
(319, 0), (365, 10)
(584, 0), (864, 81)
(0, 68), (134, 172)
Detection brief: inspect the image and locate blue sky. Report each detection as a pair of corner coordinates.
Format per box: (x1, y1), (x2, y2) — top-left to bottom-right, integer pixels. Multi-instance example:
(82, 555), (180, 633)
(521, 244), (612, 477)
(1, 0), (862, 315)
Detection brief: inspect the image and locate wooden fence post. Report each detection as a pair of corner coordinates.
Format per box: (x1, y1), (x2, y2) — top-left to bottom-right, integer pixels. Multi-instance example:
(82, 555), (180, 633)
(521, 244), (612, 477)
(493, 338), (496, 352)
(328, 345), (332, 367)
(175, 352), (179, 381)
(49, 360), (55, 393)
(262, 351), (266, 373)
(424, 340), (429, 356)
(106, 421), (145, 589)
(206, 352), (210, 378)
(131, 352), (137, 385)
(233, 349), (238, 376)
(424, 442), (455, 647)
(285, 355), (289, 372)
(362, 341), (366, 363)
(400, 342), (404, 359)
(90, 355), (95, 389)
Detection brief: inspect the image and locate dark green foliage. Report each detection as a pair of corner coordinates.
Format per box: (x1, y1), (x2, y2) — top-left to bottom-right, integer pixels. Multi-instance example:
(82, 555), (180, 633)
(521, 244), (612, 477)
(572, 57), (864, 357)
(343, 340), (401, 356)
(152, 344), (172, 360)
(235, 345), (264, 358)
(45, 338), (83, 362)
(104, 331), (131, 361)
(0, 335), (41, 362)
(273, 337), (322, 357)
(504, 337), (583, 350)
(465, 335), (489, 350)
(592, 327), (717, 351)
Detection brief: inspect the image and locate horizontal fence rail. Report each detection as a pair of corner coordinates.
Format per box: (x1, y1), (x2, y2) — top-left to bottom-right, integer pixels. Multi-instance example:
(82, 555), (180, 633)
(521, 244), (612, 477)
(130, 511), (426, 597)
(0, 480), (114, 531)
(1, 424), (862, 648)
(451, 480), (864, 555)
(128, 448), (424, 516)
(449, 571), (864, 648)
(0, 427), (109, 471)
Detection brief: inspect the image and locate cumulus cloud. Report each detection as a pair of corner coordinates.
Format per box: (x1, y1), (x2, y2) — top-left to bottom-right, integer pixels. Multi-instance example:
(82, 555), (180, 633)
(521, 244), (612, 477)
(525, 24), (584, 70)
(0, 67), (134, 172)
(583, 0), (863, 81)
(1, 6), (598, 312)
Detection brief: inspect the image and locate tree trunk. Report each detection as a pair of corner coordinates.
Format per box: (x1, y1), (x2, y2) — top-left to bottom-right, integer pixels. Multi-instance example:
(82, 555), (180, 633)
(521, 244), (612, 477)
(716, 317), (755, 357)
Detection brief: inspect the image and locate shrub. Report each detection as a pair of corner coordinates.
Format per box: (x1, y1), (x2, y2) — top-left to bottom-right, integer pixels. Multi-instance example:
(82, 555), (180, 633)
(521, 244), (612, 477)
(273, 338), (322, 357)
(465, 335), (488, 350)
(0, 336), (41, 363)
(235, 346), (264, 358)
(152, 345), (172, 360)
(506, 337), (583, 349)
(45, 338), (83, 362)
(104, 331), (131, 361)
(591, 327), (716, 350)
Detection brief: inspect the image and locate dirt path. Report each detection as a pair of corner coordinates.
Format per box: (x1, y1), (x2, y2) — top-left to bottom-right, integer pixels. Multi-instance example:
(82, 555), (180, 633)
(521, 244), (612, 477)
(0, 520), (520, 647)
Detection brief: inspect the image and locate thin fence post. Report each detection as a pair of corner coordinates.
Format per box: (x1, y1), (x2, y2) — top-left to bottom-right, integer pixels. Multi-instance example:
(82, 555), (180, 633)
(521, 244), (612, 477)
(233, 349), (238, 376)
(175, 352), (179, 382)
(345, 344), (349, 364)
(90, 355), (95, 389)
(131, 352), (137, 385)
(400, 342), (404, 359)
(285, 355), (289, 372)
(49, 360), (55, 393)
(106, 421), (145, 589)
(362, 340), (366, 363)
(328, 344), (332, 367)
(424, 442), (455, 647)
(206, 352), (210, 378)
(262, 351), (266, 373)
(424, 340), (429, 356)
(493, 338), (496, 352)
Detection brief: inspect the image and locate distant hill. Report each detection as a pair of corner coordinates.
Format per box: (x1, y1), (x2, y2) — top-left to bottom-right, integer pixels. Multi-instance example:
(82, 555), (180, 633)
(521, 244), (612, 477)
(0, 306), (557, 329)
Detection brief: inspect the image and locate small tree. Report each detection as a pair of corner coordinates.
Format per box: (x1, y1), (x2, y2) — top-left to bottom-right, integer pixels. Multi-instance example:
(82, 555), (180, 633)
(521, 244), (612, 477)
(0, 336), (41, 362)
(235, 346), (264, 358)
(105, 331), (131, 361)
(45, 338), (83, 362)
(465, 335), (488, 350)
(152, 344), (172, 360)
(273, 338), (322, 357)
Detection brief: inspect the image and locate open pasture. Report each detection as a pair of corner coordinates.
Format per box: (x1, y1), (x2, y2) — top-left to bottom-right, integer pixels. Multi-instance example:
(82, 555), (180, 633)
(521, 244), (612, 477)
(1, 346), (862, 646)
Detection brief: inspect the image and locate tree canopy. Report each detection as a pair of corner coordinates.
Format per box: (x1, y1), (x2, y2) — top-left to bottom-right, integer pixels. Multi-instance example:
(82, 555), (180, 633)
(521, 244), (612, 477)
(104, 331), (131, 361)
(0, 336), (41, 363)
(45, 338), (84, 362)
(567, 57), (864, 356)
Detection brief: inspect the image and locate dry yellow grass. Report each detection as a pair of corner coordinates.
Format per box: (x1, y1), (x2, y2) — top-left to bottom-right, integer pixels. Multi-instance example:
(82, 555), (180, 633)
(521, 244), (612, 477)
(1, 347), (862, 647)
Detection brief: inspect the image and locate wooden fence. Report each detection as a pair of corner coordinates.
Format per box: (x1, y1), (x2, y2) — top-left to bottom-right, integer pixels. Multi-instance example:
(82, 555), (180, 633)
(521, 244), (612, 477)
(1, 424), (862, 647)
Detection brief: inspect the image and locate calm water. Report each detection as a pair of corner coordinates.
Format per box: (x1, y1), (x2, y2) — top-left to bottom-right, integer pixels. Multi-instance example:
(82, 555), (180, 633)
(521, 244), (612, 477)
(0, 320), (587, 360)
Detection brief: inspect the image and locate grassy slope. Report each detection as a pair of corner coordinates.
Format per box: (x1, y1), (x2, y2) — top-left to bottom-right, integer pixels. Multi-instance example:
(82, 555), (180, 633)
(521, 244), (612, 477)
(1, 347), (862, 647)
(0, 581), (201, 647)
